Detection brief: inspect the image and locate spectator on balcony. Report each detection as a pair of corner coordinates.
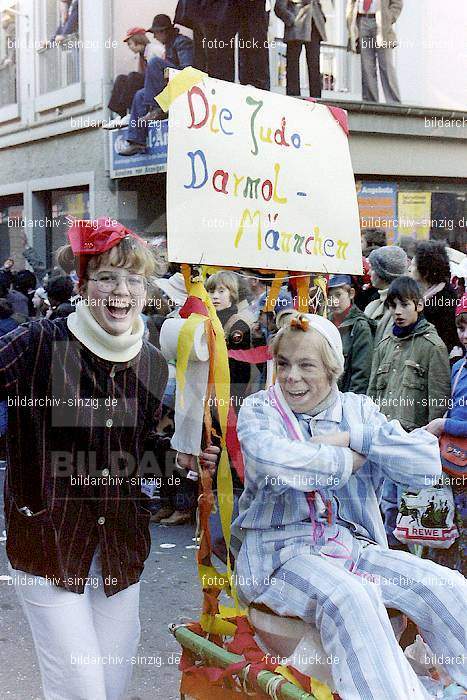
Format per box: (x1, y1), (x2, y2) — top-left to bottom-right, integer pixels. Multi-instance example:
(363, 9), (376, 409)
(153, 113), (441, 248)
(346, 0), (402, 104)
(118, 15), (193, 157)
(52, 0), (79, 44)
(105, 28), (165, 130)
(274, 0), (327, 98)
(175, 0), (270, 91)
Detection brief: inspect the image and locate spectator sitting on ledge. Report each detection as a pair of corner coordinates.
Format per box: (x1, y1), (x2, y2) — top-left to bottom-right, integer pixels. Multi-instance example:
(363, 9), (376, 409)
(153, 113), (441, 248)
(118, 14), (193, 156)
(104, 28), (166, 130)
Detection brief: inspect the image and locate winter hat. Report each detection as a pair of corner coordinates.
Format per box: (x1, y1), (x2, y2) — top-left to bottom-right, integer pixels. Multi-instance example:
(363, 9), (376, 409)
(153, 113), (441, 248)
(368, 245), (408, 283)
(455, 292), (467, 317)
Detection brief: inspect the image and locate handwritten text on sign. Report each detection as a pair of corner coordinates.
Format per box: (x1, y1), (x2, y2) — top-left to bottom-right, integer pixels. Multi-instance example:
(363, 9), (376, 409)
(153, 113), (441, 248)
(167, 74), (362, 273)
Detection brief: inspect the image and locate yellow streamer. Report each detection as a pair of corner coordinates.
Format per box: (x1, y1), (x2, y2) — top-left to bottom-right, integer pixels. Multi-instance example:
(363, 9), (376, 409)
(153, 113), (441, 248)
(198, 565), (231, 592)
(275, 666), (333, 700)
(296, 275), (311, 312)
(264, 271), (285, 312)
(155, 66), (208, 111)
(202, 265), (222, 278)
(179, 265), (240, 619)
(176, 313), (206, 407)
(218, 605), (246, 620)
(313, 275), (328, 318)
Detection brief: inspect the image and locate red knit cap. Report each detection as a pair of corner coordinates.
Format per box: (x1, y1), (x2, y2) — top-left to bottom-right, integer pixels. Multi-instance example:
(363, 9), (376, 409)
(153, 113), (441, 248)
(67, 218), (146, 281)
(455, 292), (467, 317)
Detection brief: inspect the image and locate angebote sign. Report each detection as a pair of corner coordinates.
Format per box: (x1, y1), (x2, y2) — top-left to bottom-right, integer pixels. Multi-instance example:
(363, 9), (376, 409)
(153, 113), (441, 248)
(165, 70), (362, 274)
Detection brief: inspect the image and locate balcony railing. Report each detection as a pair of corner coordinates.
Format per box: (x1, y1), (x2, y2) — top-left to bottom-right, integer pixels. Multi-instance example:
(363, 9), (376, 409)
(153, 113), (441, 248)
(37, 33), (80, 95)
(272, 40), (360, 100)
(0, 60), (16, 108)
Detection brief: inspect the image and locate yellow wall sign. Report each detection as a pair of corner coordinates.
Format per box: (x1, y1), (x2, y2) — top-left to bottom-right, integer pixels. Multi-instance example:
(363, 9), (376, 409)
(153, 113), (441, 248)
(398, 192), (432, 241)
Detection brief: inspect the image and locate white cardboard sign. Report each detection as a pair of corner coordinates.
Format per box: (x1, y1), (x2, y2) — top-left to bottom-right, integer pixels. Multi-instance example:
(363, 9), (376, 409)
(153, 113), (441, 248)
(167, 74), (362, 274)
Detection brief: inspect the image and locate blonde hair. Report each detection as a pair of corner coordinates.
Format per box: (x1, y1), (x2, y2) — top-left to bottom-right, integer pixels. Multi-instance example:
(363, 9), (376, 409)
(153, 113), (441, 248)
(270, 317), (343, 384)
(56, 236), (156, 287)
(205, 270), (239, 305)
(127, 33), (149, 46)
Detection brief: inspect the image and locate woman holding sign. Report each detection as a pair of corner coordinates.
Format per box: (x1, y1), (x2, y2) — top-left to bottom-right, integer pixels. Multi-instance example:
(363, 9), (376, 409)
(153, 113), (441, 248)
(231, 313), (467, 699)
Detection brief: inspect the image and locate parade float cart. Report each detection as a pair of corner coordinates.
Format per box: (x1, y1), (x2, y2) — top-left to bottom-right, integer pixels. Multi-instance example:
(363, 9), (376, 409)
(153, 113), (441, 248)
(158, 67), (362, 700)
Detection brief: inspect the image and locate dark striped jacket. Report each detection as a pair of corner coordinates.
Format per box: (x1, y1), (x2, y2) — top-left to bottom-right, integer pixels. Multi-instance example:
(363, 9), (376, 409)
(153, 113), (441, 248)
(1, 318), (168, 596)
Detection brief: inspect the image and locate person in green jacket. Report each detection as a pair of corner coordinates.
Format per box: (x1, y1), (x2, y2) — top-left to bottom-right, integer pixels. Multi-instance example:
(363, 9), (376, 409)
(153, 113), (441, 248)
(368, 275), (451, 430)
(368, 275), (451, 546)
(328, 274), (376, 395)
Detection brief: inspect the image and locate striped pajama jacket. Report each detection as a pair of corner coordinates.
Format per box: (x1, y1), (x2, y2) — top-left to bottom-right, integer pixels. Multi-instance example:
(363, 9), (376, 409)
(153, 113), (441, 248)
(231, 384), (467, 700)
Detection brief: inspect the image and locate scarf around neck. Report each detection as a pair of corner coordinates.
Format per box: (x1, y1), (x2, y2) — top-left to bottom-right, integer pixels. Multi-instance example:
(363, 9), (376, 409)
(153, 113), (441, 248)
(392, 315), (423, 338)
(67, 300), (144, 362)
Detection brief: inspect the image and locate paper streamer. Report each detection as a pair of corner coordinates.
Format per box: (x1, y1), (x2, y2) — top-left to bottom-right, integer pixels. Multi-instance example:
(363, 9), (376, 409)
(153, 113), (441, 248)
(160, 317), (210, 456)
(160, 317), (209, 363)
(155, 66), (208, 112)
(264, 270), (285, 313)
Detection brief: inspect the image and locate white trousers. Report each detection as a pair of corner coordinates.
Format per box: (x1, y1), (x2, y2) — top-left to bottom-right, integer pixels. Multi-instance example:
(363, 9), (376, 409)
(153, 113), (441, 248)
(9, 550), (141, 700)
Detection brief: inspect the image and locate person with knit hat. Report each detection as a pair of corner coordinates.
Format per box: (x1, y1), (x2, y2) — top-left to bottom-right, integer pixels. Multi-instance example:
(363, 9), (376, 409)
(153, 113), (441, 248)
(424, 291), (467, 574)
(231, 312), (467, 700)
(0, 218), (217, 699)
(364, 244), (408, 345)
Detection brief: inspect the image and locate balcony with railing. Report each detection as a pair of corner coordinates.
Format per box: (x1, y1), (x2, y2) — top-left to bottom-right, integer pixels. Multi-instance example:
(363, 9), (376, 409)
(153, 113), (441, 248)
(271, 40), (361, 101)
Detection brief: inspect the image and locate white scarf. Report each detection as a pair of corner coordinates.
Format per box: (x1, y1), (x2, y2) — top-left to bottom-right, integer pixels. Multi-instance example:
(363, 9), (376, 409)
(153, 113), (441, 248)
(67, 301), (144, 362)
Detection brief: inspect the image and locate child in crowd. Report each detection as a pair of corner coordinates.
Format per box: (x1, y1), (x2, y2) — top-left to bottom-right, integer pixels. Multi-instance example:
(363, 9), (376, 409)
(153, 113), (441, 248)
(368, 276), (451, 546)
(425, 292), (467, 574)
(328, 274), (375, 394)
(205, 270), (253, 408)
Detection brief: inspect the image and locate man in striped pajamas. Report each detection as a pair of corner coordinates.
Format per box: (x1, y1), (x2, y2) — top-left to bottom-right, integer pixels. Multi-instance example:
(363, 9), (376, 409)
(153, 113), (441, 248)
(232, 313), (466, 700)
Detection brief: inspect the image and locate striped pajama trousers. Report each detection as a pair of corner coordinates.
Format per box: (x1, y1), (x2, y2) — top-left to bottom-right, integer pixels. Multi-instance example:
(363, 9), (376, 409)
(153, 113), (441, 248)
(245, 544), (467, 700)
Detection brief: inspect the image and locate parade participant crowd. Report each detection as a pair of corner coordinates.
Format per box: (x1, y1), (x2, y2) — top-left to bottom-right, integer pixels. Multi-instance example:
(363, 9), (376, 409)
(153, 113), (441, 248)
(1, 226), (466, 698)
(1, 235), (465, 559)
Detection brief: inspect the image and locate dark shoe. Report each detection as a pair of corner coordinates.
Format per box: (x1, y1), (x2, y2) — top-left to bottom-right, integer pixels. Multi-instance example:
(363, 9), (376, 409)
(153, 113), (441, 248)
(160, 510), (191, 526)
(117, 140), (146, 156)
(150, 505), (174, 523)
(142, 108), (168, 123)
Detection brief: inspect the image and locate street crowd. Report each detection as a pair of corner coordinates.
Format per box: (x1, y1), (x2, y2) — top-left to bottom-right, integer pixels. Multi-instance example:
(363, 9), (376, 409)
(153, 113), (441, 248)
(0, 220), (466, 700)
